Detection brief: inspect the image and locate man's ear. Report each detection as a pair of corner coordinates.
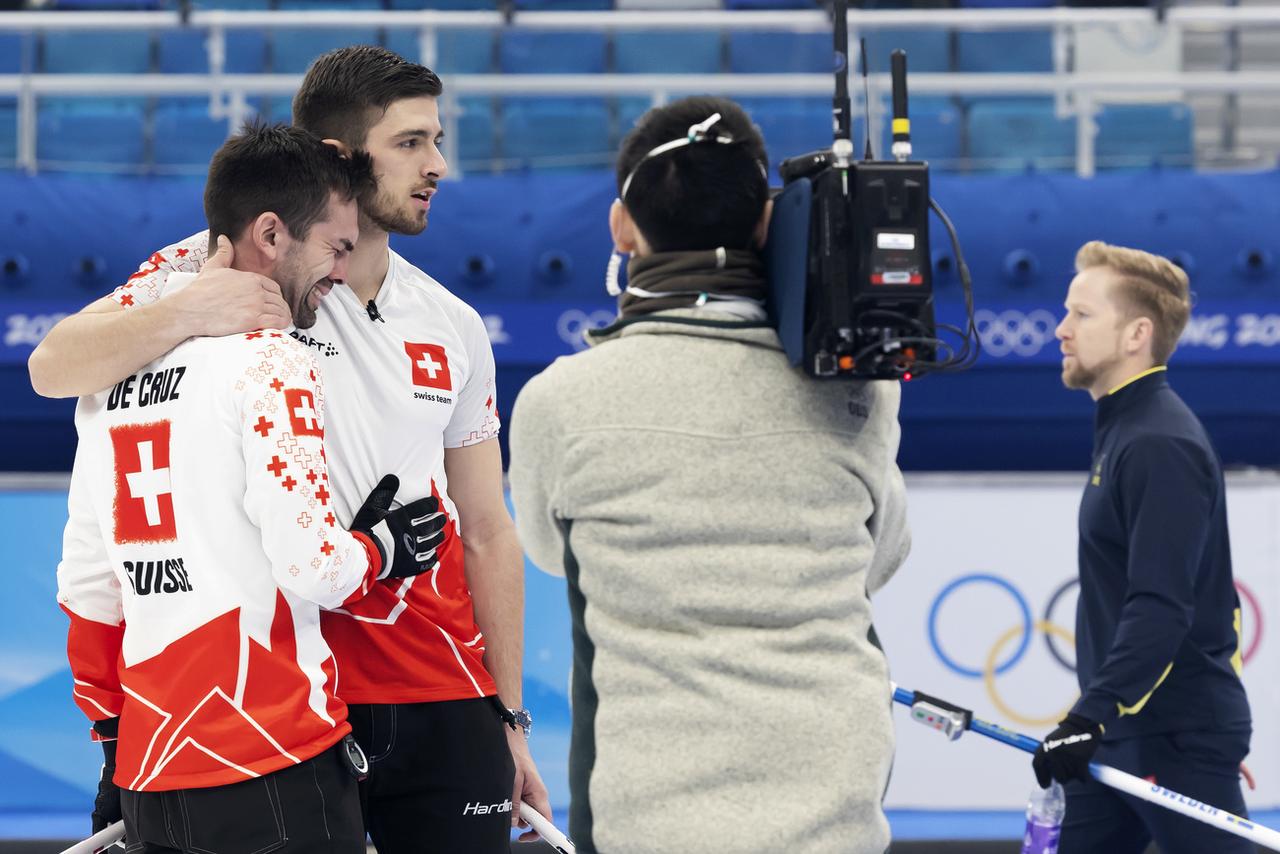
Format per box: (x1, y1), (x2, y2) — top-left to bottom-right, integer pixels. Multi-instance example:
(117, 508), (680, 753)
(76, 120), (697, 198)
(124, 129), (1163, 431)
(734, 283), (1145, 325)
(322, 138), (352, 158)
(250, 212), (285, 261)
(1123, 316), (1154, 357)
(610, 199), (638, 254)
(752, 198), (774, 249)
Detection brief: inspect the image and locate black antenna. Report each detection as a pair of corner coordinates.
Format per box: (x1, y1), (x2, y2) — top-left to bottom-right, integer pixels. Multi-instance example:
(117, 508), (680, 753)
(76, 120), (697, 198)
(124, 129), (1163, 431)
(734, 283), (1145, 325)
(860, 37), (874, 160)
(890, 48), (912, 161)
(833, 0), (852, 142)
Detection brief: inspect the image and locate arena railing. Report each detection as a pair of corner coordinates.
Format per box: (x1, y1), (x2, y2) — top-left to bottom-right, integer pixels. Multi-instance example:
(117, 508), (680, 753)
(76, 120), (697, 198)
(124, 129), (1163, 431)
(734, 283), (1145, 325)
(0, 5), (1278, 177)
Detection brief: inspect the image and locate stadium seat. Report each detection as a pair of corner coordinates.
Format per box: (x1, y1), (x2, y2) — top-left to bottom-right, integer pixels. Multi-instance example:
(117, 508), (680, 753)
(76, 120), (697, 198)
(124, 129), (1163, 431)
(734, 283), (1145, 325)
(862, 29), (951, 74)
(617, 96), (657, 134)
(273, 0), (381, 73)
(0, 34), (32, 74)
(42, 31), (152, 73)
(158, 29), (269, 74)
(740, 97), (863, 174)
(37, 102), (147, 170)
(501, 98), (611, 170)
(384, 0), (497, 7)
(1095, 103), (1194, 169)
(956, 30), (1053, 73)
(499, 31), (607, 74)
(152, 101), (234, 171)
(724, 0), (816, 8)
(0, 101), (15, 164)
(884, 97), (962, 167)
(454, 96), (496, 171)
(382, 28), (494, 73)
(967, 97), (1075, 172)
(728, 31), (829, 74)
(959, 0), (1054, 7)
(189, 0), (272, 8)
(615, 31), (721, 74)
(512, 0), (612, 9)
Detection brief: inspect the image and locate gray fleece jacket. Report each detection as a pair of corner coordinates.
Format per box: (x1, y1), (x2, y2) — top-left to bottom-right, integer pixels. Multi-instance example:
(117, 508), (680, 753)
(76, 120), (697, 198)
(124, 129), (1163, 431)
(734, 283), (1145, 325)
(509, 309), (910, 854)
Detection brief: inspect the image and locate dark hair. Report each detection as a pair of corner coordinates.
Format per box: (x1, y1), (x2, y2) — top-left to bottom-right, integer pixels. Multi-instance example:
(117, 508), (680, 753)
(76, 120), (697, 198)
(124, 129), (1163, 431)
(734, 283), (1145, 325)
(616, 96), (769, 253)
(204, 121), (375, 248)
(293, 45), (444, 147)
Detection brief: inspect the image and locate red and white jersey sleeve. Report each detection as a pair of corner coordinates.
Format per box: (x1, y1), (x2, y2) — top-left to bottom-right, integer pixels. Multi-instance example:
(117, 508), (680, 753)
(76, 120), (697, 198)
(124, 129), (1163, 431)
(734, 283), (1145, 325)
(110, 231), (210, 309)
(236, 331), (381, 608)
(443, 308), (501, 449)
(58, 304), (378, 793)
(57, 446), (125, 724)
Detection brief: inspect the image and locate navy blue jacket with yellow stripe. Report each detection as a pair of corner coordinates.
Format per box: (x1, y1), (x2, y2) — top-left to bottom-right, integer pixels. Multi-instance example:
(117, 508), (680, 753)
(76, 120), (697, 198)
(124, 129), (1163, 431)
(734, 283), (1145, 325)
(1072, 368), (1251, 741)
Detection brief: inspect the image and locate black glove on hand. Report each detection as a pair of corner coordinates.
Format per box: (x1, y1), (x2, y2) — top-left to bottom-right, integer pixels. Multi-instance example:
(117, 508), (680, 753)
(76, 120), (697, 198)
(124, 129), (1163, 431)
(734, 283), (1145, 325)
(351, 475), (448, 580)
(1033, 712), (1103, 788)
(91, 719), (121, 834)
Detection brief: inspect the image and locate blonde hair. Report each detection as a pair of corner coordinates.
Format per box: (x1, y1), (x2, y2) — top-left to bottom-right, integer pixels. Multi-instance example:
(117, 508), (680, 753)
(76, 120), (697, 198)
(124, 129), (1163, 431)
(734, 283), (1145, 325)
(1075, 241), (1191, 364)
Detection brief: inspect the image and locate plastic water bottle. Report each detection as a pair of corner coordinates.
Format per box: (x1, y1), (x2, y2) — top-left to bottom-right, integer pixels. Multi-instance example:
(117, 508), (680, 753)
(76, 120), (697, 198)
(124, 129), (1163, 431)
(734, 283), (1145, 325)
(1021, 781), (1065, 854)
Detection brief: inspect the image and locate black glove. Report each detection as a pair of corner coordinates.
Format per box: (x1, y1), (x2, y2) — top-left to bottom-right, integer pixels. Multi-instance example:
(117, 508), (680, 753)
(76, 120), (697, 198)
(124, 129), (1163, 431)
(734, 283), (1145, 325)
(1033, 712), (1103, 787)
(91, 718), (121, 834)
(350, 474), (448, 580)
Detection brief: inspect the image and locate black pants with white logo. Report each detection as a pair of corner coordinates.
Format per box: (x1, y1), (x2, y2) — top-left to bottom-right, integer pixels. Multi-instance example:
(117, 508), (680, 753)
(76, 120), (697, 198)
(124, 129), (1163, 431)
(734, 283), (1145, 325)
(349, 697), (516, 854)
(119, 740), (366, 853)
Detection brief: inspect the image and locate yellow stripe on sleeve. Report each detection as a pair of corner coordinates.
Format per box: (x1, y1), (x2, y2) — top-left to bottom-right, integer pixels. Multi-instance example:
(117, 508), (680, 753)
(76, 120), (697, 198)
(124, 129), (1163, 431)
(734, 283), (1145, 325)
(1117, 662), (1173, 717)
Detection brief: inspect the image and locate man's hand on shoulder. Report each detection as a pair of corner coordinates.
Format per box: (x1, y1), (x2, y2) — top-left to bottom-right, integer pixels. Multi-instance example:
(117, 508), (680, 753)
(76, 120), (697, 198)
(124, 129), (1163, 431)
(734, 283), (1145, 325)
(171, 236), (289, 337)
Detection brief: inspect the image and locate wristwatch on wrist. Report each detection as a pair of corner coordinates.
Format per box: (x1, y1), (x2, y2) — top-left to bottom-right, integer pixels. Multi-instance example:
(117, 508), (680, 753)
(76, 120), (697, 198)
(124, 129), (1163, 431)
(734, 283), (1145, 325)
(508, 707), (533, 738)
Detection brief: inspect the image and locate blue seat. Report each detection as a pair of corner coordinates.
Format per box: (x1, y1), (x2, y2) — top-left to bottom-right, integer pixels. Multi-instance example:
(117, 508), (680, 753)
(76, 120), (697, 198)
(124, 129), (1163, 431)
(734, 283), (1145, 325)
(158, 29), (268, 73)
(42, 31), (152, 73)
(273, 0), (381, 73)
(37, 102), (147, 169)
(862, 29), (951, 74)
(152, 101), (233, 171)
(383, 28), (494, 73)
(500, 98), (611, 170)
(455, 96), (496, 171)
(882, 98), (962, 167)
(0, 101), (16, 164)
(967, 97), (1075, 172)
(189, 0), (272, 7)
(740, 97), (861, 173)
(512, 0), (611, 8)
(728, 31), (829, 74)
(499, 31), (607, 74)
(1095, 103), (1193, 169)
(266, 95), (294, 122)
(618, 96), (657, 135)
(616, 31), (721, 74)
(385, 0), (497, 7)
(724, 0), (814, 8)
(956, 30), (1053, 73)
(0, 34), (32, 74)
(959, 0), (1054, 6)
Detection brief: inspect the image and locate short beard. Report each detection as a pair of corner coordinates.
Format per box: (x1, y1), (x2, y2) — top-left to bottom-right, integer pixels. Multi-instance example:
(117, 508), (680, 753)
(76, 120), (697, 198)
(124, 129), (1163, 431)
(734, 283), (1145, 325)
(362, 184), (426, 236)
(1062, 352), (1121, 392)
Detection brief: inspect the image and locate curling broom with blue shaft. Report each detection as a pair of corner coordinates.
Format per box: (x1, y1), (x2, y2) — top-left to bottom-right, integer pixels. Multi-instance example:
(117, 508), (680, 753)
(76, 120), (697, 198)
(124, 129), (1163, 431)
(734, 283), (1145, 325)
(891, 683), (1280, 852)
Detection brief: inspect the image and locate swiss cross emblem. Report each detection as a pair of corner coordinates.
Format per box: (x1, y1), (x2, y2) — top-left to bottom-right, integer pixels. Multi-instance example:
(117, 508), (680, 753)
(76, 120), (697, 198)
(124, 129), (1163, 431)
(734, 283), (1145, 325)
(404, 342), (452, 391)
(284, 388), (323, 438)
(110, 421), (177, 544)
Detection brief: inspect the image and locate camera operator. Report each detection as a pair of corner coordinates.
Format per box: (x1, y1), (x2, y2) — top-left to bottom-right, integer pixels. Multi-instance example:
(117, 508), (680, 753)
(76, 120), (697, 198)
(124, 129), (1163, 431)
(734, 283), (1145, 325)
(508, 96), (910, 854)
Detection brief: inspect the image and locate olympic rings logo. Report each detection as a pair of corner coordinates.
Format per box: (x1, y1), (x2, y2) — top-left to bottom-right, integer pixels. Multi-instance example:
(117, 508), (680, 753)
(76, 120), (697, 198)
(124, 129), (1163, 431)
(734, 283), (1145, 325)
(928, 573), (1264, 728)
(974, 309), (1060, 358)
(557, 309), (615, 351)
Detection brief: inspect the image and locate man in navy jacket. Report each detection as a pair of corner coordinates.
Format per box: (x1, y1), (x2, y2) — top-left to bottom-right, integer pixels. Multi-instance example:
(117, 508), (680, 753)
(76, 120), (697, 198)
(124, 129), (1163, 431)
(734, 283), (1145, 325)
(1034, 241), (1252, 853)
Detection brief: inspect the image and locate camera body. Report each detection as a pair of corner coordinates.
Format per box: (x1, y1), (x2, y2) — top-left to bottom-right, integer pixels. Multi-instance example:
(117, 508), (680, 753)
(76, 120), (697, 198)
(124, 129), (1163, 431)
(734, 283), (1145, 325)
(766, 151), (937, 380)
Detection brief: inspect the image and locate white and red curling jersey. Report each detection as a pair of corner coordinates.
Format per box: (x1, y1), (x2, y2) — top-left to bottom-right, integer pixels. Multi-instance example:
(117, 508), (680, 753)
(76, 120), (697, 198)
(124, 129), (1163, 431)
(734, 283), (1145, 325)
(110, 232), (500, 704)
(58, 272), (383, 791)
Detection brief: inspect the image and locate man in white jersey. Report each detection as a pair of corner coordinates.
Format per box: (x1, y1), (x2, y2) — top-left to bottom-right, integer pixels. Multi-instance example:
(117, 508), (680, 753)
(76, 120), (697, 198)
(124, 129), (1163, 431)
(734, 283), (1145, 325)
(29, 47), (548, 852)
(58, 124), (452, 853)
